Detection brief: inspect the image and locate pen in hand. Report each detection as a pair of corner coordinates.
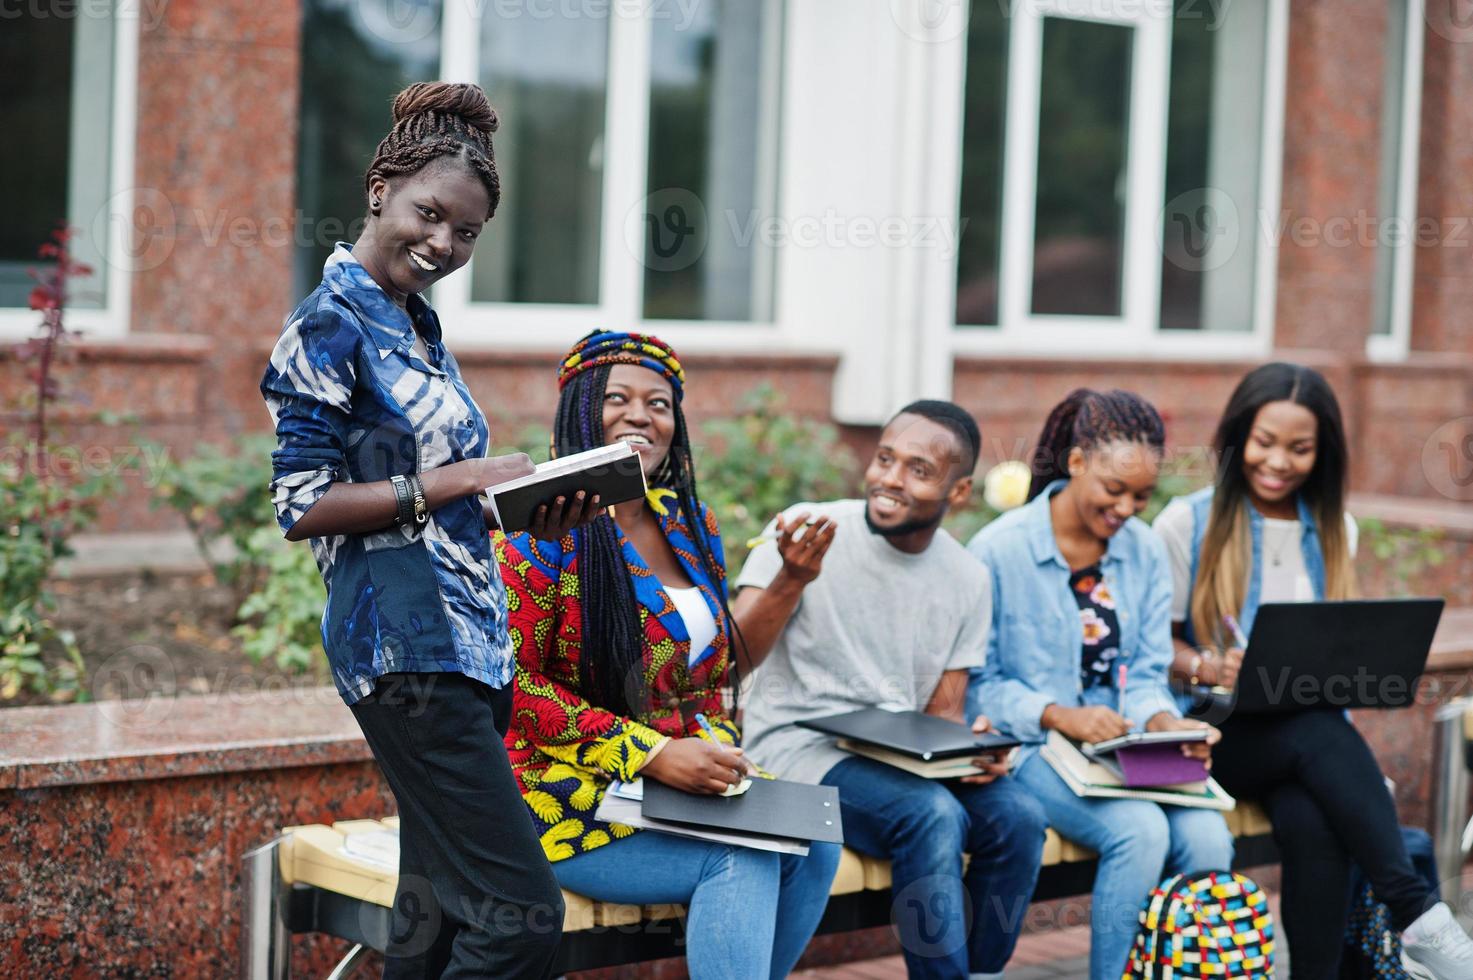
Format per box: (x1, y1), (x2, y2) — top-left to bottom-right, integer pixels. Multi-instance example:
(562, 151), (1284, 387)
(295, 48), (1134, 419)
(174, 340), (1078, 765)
(1117, 662), (1128, 718)
(694, 712), (753, 779)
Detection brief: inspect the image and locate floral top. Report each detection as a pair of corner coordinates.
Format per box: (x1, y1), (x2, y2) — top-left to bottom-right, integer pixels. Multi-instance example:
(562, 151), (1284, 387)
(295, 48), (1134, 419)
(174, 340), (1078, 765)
(494, 503), (737, 861)
(261, 243), (512, 705)
(1070, 565), (1121, 690)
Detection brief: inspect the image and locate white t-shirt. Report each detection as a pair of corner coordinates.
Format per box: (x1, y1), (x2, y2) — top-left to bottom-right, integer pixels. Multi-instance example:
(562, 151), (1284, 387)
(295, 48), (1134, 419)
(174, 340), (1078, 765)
(733, 499), (992, 785)
(1154, 498), (1359, 622)
(665, 584), (719, 666)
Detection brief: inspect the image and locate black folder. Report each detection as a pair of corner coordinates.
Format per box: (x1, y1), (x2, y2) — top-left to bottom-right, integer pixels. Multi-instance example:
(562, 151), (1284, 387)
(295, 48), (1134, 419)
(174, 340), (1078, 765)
(641, 778), (845, 845)
(796, 707), (1020, 760)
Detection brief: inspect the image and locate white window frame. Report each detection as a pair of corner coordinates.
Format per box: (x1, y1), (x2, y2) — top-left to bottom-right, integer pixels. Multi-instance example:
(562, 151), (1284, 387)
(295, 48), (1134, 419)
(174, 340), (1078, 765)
(1368, 0), (1424, 362)
(433, 0), (789, 356)
(0, 7), (139, 341)
(944, 0), (1288, 360)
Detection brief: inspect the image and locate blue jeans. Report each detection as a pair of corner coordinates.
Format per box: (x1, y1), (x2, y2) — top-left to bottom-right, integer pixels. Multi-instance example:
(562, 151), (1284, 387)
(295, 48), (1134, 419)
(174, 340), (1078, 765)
(552, 830), (842, 980)
(821, 757), (1048, 980)
(1015, 754), (1235, 980)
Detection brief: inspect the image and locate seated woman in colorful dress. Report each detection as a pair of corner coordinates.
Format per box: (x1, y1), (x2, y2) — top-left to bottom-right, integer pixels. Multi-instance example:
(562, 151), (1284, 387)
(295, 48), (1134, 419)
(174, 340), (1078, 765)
(495, 330), (841, 980)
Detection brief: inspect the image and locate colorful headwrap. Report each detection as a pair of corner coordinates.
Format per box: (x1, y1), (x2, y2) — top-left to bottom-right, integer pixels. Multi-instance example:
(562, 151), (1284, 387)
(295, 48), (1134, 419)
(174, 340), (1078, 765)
(557, 330), (686, 402)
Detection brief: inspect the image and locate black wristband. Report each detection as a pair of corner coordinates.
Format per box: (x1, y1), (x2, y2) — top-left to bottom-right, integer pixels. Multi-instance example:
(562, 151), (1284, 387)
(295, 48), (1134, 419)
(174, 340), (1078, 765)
(389, 474), (414, 527)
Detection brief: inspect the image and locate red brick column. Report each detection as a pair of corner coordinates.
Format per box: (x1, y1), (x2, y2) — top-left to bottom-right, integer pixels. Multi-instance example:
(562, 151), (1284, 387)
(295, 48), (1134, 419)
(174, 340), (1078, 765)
(1272, 0), (1389, 354)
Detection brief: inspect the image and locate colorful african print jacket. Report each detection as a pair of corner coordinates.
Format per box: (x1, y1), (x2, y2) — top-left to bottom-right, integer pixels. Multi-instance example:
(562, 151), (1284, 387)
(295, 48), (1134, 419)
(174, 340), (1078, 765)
(262, 243), (513, 705)
(494, 503), (739, 861)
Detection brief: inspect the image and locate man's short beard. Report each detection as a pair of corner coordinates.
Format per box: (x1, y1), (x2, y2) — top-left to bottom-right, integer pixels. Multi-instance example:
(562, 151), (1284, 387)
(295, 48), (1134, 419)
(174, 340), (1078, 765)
(864, 504), (946, 539)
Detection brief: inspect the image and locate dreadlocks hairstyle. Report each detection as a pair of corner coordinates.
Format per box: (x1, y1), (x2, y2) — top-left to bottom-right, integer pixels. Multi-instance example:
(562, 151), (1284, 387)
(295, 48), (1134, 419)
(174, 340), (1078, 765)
(1027, 388), (1167, 502)
(552, 332), (743, 719)
(366, 82), (502, 219)
(1190, 362), (1355, 648)
(892, 399), (982, 477)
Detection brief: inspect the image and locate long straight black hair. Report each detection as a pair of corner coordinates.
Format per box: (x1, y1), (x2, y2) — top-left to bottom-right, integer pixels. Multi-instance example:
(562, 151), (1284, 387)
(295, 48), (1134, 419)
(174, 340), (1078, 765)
(1191, 362), (1355, 644)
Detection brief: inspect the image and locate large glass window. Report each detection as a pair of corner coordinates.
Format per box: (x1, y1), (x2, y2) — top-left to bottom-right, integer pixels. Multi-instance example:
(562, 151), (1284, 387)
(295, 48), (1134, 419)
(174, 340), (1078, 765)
(1030, 16), (1132, 318)
(295, 0), (442, 298)
(955, 0), (1278, 341)
(1, 13), (114, 308)
(642, 0), (780, 322)
(1371, 0), (1421, 352)
(1158, 0), (1269, 332)
(470, 10), (609, 305)
(954, 0), (1009, 327)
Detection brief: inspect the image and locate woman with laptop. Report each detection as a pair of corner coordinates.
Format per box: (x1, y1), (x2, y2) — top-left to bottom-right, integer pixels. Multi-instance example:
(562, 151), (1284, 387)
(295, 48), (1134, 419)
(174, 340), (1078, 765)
(1154, 362), (1473, 978)
(967, 388), (1232, 980)
(494, 330), (841, 979)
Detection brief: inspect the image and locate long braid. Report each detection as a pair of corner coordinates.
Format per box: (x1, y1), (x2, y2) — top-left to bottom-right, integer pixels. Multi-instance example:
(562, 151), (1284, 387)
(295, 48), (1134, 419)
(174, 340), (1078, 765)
(1028, 388), (1167, 501)
(661, 404), (746, 716)
(554, 367), (649, 717)
(366, 82), (502, 219)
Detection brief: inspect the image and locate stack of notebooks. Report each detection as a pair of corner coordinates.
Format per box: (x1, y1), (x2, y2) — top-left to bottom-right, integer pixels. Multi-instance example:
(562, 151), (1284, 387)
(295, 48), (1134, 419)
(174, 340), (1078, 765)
(593, 777), (844, 856)
(798, 707), (1022, 779)
(1042, 730), (1235, 810)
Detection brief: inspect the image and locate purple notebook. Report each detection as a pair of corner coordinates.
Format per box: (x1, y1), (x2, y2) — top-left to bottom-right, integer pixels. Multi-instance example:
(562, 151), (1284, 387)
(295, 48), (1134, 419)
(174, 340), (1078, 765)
(1109, 742), (1208, 787)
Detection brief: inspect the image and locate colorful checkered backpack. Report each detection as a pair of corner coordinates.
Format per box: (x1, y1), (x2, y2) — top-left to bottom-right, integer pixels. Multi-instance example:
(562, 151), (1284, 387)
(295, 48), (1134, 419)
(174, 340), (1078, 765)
(1122, 870), (1276, 978)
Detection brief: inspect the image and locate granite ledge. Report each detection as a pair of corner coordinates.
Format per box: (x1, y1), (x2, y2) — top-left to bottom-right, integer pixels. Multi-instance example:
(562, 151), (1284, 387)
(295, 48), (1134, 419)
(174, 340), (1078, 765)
(0, 687), (371, 791)
(2, 611), (1469, 791)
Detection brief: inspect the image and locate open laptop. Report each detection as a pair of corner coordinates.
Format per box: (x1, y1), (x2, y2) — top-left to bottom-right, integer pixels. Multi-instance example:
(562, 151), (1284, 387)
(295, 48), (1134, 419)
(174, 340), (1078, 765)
(1203, 598), (1444, 715)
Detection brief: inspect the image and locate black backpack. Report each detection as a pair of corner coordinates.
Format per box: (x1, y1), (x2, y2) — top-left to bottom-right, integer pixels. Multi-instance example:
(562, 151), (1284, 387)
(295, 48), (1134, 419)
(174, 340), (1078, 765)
(1339, 827), (1440, 979)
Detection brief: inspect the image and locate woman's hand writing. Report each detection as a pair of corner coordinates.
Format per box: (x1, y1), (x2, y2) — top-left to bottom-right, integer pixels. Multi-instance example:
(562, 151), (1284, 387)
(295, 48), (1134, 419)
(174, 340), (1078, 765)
(1041, 704), (1132, 744)
(640, 737), (753, 795)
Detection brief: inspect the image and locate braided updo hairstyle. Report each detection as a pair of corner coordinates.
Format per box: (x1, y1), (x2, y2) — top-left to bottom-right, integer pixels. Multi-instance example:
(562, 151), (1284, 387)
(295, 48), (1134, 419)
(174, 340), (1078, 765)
(1027, 388), (1167, 501)
(553, 366), (741, 720)
(366, 82), (502, 219)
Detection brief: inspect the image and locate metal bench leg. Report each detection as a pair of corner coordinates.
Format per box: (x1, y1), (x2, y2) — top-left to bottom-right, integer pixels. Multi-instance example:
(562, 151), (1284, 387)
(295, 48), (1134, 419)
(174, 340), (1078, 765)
(1432, 700), (1473, 904)
(242, 838), (292, 980)
(324, 944), (370, 980)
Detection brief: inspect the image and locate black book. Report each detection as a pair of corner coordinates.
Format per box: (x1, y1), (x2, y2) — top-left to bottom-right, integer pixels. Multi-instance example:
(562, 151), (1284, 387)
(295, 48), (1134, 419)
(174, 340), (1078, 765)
(797, 707), (1020, 761)
(641, 778), (844, 845)
(485, 443), (647, 533)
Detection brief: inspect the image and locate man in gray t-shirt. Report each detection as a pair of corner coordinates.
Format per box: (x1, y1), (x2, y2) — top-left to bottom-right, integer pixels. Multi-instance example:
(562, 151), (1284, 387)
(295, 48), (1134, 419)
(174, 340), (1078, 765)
(733, 401), (1046, 980)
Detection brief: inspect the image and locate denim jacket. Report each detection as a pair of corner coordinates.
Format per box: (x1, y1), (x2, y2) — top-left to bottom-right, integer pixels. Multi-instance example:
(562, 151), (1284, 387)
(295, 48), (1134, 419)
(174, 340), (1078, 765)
(965, 480), (1180, 762)
(261, 244), (513, 705)
(1180, 486), (1326, 646)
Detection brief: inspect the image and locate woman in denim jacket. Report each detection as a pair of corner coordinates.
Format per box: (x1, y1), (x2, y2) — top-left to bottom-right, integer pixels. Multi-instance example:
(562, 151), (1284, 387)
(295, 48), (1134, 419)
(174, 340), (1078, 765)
(965, 388), (1232, 980)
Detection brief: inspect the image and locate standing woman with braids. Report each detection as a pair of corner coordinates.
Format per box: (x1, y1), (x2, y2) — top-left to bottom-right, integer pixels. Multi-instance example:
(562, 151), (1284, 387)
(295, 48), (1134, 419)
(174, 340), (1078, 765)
(1154, 363), (1473, 979)
(263, 83), (597, 978)
(965, 389), (1233, 980)
(495, 331), (841, 980)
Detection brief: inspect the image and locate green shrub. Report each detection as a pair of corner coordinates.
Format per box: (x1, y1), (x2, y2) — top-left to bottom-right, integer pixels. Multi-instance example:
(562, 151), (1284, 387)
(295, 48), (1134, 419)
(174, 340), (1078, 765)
(696, 384), (859, 577)
(148, 434), (278, 603)
(0, 459), (107, 700)
(231, 526), (327, 675)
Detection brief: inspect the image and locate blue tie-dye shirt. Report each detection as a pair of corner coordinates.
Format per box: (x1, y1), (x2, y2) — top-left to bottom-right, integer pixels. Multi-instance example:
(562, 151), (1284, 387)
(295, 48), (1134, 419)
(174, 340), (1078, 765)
(261, 243), (513, 704)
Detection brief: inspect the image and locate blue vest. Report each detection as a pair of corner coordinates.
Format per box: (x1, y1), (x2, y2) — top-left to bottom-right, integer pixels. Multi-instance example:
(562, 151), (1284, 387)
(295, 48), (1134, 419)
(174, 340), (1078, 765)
(1182, 486), (1327, 647)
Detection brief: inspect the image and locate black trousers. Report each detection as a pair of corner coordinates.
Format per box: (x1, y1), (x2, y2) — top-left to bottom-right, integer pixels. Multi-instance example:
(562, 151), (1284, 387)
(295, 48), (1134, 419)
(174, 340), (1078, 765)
(1211, 709), (1436, 980)
(351, 672), (564, 979)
